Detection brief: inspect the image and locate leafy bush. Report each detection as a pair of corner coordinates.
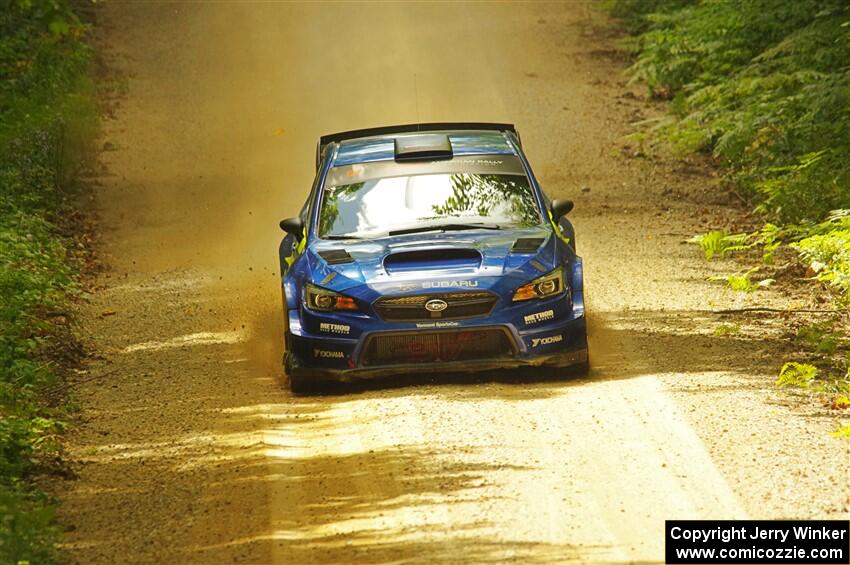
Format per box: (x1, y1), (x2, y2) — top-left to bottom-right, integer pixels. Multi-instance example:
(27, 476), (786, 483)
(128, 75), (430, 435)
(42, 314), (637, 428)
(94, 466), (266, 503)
(0, 1), (93, 562)
(607, 0), (696, 33)
(793, 212), (850, 295)
(796, 322), (840, 355)
(611, 2), (850, 412)
(615, 0), (850, 224)
(0, 486), (58, 564)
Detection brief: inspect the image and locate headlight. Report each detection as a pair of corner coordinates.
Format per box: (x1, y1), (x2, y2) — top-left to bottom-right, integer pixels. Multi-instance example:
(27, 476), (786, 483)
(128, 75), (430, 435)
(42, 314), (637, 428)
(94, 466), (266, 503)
(512, 268), (565, 302)
(304, 283), (359, 312)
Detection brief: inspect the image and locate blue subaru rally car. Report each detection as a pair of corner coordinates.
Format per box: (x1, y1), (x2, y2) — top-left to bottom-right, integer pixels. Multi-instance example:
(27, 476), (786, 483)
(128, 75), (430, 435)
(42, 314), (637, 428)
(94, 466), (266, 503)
(278, 123), (587, 392)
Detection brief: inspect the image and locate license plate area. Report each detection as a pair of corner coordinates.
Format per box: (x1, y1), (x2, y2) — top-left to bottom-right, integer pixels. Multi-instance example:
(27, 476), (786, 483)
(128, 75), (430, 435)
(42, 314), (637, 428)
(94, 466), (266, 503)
(362, 328), (515, 366)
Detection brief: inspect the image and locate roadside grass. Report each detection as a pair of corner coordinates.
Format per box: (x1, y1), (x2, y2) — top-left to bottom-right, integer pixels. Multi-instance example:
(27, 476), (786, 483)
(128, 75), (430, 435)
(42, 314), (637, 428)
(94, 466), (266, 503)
(0, 1), (95, 562)
(607, 1), (850, 426)
(711, 323), (740, 337)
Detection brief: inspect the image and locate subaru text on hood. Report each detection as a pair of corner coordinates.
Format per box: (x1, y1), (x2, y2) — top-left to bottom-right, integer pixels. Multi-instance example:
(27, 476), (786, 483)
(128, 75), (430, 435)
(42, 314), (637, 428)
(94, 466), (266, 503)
(278, 122), (587, 393)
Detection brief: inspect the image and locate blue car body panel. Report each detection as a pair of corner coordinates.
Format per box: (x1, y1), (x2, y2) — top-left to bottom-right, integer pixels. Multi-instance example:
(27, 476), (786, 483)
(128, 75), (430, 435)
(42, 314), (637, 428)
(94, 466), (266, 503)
(280, 125), (587, 382)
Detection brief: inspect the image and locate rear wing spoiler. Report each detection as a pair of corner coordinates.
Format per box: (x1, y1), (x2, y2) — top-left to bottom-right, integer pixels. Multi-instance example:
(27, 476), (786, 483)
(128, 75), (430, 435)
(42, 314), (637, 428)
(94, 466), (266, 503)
(316, 122), (520, 171)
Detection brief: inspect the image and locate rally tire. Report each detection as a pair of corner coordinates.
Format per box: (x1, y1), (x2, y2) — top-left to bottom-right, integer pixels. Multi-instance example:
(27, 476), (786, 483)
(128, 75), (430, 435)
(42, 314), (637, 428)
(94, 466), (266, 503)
(288, 373), (322, 395)
(569, 356), (590, 377)
(284, 350), (325, 394)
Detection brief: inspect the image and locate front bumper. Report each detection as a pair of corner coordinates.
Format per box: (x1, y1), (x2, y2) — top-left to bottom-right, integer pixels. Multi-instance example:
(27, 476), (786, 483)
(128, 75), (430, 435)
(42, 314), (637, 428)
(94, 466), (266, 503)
(285, 298), (587, 382)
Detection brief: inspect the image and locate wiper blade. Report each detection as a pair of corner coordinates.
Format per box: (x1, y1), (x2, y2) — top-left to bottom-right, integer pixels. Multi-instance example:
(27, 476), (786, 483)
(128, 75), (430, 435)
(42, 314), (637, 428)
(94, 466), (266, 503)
(388, 223), (502, 236)
(323, 234), (363, 240)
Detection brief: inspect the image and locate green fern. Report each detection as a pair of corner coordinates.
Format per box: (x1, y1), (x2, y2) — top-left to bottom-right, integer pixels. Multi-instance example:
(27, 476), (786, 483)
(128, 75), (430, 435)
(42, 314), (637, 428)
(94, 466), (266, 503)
(776, 362), (818, 388)
(611, 0), (850, 224)
(727, 273), (754, 292)
(691, 231), (728, 260)
(709, 268), (766, 292)
(690, 230), (754, 260)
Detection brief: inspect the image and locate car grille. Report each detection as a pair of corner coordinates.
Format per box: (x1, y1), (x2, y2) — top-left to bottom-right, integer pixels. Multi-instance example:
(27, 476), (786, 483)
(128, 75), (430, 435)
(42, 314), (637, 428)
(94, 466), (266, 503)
(361, 328), (515, 366)
(373, 291), (497, 321)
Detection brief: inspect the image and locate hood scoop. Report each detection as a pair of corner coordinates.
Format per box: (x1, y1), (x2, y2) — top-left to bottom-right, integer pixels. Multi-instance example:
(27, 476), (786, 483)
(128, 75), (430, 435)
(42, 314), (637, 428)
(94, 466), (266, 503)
(318, 249), (354, 265)
(510, 237), (544, 254)
(384, 248), (481, 274)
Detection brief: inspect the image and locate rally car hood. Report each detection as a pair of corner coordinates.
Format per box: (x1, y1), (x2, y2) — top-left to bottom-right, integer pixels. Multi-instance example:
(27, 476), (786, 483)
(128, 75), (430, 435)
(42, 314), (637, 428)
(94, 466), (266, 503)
(304, 225), (559, 297)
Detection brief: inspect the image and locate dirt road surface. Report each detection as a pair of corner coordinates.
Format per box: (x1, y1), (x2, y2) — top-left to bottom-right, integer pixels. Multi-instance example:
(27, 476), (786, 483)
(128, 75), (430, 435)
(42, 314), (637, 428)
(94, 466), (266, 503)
(59, 2), (848, 564)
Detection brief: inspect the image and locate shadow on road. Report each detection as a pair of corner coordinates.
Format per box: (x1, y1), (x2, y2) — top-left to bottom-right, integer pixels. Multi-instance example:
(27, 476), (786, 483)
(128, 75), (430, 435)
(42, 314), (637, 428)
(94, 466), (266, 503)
(287, 308), (788, 401)
(59, 275), (795, 564)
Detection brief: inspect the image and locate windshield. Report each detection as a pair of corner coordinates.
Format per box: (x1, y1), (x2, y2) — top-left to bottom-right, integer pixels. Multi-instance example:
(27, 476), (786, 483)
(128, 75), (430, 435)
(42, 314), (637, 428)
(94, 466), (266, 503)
(317, 172), (541, 239)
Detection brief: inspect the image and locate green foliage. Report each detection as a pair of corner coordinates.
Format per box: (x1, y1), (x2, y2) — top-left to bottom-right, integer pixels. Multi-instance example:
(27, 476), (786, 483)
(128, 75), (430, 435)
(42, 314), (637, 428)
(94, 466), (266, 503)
(607, 0), (696, 34)
(690, 223), (796, 264)
(0, 0), (92, 562)
(776, 362), (818, 388)
(793, 211), (850, 295)
(690, 230), (755, 260)
(796, 322), (840, 355)
(712, 323), (740, 337)
(613, 3), (850, 412)
(691, 230), (731, 260)
(0, 486), (58, 564)
(708, 268), (773, 292)
(0, 0), (92, 147)
(726, 272), (754, 292)
(612, 0), (850, 224)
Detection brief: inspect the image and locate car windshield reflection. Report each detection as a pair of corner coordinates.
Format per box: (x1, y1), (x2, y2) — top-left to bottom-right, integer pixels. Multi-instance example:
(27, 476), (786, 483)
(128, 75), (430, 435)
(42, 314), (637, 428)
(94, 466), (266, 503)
(318, 173), (541, 239)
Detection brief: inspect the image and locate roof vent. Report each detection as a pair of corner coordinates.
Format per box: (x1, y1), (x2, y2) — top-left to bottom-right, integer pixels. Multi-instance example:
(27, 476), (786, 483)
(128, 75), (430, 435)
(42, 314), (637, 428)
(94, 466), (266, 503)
(394, 134), (453, 162)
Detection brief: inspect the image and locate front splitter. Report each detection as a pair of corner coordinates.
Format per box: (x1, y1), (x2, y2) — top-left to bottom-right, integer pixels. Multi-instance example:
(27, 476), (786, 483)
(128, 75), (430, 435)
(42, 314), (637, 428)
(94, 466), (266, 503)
(287, 348), (588, 382)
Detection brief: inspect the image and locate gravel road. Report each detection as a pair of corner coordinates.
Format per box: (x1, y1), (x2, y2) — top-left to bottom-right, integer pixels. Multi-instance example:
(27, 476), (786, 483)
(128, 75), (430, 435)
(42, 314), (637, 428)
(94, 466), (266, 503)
(58, 2), (848, 563)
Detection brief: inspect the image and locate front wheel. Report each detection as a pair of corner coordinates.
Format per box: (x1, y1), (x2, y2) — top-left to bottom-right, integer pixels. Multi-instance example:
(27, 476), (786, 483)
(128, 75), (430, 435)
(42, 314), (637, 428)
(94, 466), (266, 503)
(288, 372), (322, 395)
(284, 351), (322, 395)
(568, 355), (590, 377)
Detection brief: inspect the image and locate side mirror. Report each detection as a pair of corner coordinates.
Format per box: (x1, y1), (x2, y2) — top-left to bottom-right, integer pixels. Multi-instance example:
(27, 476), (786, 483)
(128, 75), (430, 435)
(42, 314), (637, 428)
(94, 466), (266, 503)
(279, 217), (304, 240)
(550, 199), (574, 221)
